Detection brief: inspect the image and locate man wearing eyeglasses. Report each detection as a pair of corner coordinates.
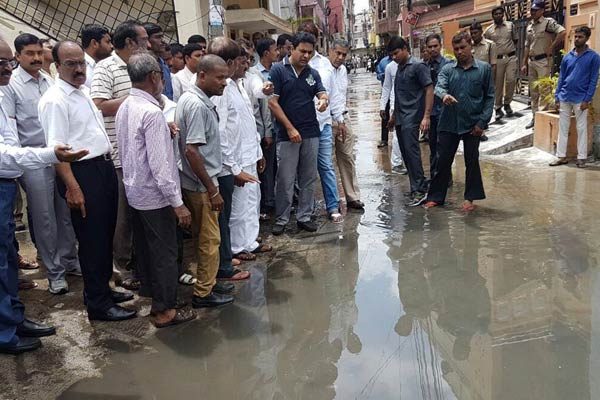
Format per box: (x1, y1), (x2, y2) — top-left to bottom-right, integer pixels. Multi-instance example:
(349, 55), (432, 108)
(40, 40), (137, 322)
(0, 39), (89, 354)
(1, 33), (82, 296)
(91, 21), (149, 292)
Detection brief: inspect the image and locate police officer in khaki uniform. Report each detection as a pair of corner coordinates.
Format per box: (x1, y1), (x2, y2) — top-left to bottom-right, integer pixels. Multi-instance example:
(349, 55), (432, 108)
(521, 0), (566, 129)
(484, 7), (518, 119)
(471, 23), (497, 70)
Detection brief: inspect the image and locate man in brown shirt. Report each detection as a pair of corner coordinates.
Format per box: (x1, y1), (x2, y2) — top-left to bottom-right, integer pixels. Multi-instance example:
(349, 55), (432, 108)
(521, 0), (566, 129)
(484, 7), (518, 119)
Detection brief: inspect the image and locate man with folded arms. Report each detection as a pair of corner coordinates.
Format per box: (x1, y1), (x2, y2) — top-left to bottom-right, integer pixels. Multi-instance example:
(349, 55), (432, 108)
(40, 40), (137, 321)
(0, 38), (88, 354)
(116, 53), (196, 327)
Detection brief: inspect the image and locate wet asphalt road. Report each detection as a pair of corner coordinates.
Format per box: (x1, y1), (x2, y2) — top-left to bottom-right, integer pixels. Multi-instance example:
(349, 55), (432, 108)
(2, 70), (600, 400)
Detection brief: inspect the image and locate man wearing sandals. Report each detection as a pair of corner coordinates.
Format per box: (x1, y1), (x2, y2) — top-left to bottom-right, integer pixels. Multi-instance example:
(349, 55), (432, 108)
(549, 26), (600, 169)
(424, 32), (494, 211)
(116, 53), (196, 327)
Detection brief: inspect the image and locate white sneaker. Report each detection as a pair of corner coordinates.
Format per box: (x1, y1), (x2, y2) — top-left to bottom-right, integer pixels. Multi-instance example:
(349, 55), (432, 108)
(48, 279), (69, 295)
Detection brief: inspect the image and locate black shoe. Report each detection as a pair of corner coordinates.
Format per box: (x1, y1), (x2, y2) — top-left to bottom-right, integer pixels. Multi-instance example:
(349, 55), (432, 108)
(272, 224), (285, 236)
(377, 141), (388, 148)
(495, 108), (505, 119)
(525, 119), (534, 129)
(192, 292), (234, 308)
(88, 305), (137, 321)
(297, 220), (318, 232)
(480, 134), (489, 142)
(0, 337), (41, 355)
(407, 192), (427, 207)
(111, 290), (134, 304)
(16, 319), (56, 338)
(504, 104), (514, 116)
(213, 281), (235, 294)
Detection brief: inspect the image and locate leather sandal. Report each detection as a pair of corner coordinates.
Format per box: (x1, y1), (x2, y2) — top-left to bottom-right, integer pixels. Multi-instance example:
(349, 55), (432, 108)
(549, 158), (568, 166)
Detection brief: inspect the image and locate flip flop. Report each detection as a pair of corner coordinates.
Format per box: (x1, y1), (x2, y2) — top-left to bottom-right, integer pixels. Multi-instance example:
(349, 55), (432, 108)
(251, 244), (273, 254)
(119, 278), (141, 291)
(328, 212), (344, 223)
(18, 279), (38, 290)
(463, 201), (475, 211)
(151, 299), (188, 316)
(18, 256), (39, 270)
(232, 258), (241, 267)
(233, 251), (256, 261)
(178, 273), (197, 285)
(217, 268), (251, 281)
(153, 309), (196, 328)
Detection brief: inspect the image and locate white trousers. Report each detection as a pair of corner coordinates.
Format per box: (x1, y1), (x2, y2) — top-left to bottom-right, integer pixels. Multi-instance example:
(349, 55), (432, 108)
(230, 163), (261, 254)
(391, 131), (403, 167)
(557, 102), (588, 160)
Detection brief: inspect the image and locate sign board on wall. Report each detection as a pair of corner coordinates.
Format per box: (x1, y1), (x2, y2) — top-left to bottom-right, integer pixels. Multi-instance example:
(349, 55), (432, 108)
(210, 0), (224, 26)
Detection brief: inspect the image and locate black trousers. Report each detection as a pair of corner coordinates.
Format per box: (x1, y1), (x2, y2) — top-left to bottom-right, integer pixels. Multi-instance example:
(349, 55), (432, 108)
(396, 124), (428, 194)
(57, 159), (117, 312)
(132, 206), (178, 313)
(259, 140), (276, 211)
(217, 174), (234, 276)
(381, 100), (390, 143)
(427, 131), (486, 205)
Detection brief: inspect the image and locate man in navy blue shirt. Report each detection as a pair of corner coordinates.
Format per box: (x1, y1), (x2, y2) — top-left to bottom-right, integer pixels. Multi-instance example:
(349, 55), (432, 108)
(550, 26), (600, 168)
(144, 23), (174, 100)
(268, 32), (329, 235)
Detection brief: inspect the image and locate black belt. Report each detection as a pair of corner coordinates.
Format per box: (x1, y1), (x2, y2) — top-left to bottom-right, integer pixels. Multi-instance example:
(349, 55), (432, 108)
(88, 153), (112, 162)
(497, 51), (516, 59)
(0, 177), (16, 183)
(530, 54), (549, 61)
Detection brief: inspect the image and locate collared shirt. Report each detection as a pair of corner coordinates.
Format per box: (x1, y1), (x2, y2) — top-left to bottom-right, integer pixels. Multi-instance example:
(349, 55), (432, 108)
(236, 80), (262, 166)
(159, 57), (174, 100)
(40, 78), (112, 159)
(309, 52), (335, 131)
(435, 59), (495, 134)
(377, 56), (392, 83)
(0, 92), (56, 179)
(0, 66), (53, 147)
(392, 56), (433, 127)
(525, 17), (565, 56)
(90, 52), (132, 168)
(472, 39), (498, 66)
(172, 66), (195, 102)
(427, 55), (452, 117)
(269, 56), (326, 141)
(175, 84), (222, 192)
(330, 63), (348, 123)
(116, 88), (183, 210)
(380, 60), (397, 110)
(484, 21), (518, 55)
(212, 79), (243, 177)
(84, 52), (96, 88)
(246, 65), (273, 139)
(556, 47), (600, 103)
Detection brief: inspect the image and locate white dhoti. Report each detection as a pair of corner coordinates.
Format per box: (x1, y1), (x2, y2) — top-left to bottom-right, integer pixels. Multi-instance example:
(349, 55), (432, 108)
(230, 163), (261, 254)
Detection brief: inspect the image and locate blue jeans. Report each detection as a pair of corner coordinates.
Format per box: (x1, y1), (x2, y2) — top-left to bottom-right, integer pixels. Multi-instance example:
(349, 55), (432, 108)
(0, 180), (23, 346)
(317, 124), (339, 212)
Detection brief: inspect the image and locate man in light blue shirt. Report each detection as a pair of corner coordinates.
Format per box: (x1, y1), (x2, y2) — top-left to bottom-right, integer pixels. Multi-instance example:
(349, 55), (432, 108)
(550, 26), (600, 168)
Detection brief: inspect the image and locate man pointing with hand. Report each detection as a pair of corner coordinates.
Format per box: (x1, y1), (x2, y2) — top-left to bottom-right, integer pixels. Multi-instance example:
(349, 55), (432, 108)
(268, 32), (328, 235)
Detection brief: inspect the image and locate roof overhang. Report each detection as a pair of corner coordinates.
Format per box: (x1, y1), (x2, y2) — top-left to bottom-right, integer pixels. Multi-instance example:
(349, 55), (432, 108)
(225, 8), (293, 34)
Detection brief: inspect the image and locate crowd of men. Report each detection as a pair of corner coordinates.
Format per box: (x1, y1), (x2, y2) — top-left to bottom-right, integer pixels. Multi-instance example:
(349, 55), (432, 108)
(0, 19), (365, 354)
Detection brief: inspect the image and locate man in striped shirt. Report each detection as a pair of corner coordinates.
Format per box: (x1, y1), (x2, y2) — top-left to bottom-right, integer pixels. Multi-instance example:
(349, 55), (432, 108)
(91, 20), (149, 291)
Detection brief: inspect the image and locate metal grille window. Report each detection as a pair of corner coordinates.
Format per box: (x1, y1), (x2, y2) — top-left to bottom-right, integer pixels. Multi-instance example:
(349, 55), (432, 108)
(0, 0), (178, 42)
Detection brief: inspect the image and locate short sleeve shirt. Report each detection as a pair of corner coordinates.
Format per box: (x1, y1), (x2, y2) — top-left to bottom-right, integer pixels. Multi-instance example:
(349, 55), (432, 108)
(472, 39), (498, 65)
(175, 85), (222, 192)
(269, 57), (326, 141)
(393, 57), (433, 127)
(90, 53), (131, 168)
(484, 21), (518, 55)
(525, 17), (565, 56)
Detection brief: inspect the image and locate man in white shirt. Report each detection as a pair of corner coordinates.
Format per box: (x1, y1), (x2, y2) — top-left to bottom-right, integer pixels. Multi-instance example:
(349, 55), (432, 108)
(40, 40), (137, 322)
(328, 40), (364, 210)
(0, 38), (88, 354)
(81, 24), (113, 88)
(172, 43), (204, 102)
(300, 21), (343, 223)
(209, 38), (256, 281)
(2, 33), (81, 295)
(379, 55), (406, 174)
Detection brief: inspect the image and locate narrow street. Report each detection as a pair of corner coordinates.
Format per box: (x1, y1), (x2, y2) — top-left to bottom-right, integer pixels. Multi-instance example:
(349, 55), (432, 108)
(3, 70), (600, 400)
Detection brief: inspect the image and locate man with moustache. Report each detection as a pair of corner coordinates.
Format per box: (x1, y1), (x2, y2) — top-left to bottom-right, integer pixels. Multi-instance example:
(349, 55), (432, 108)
(424, 32), (494, 211)
(2, 33), (81, 295)
(91, 20), (149, 291)
(81, 24), (113, 88)
(40, 40), (137, 321)
(143, 22), (174, 100)
(0, 39), (89, 354)
(276, 34), (293, 62)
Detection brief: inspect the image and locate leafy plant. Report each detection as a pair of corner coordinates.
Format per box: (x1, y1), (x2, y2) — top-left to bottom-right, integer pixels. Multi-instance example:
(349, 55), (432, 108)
(532, 73), (559, 110)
